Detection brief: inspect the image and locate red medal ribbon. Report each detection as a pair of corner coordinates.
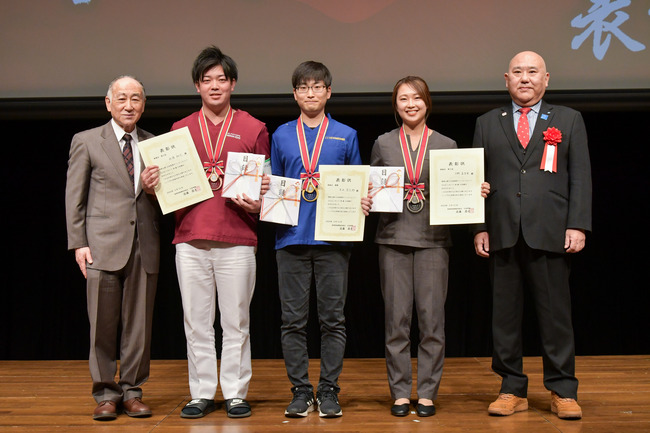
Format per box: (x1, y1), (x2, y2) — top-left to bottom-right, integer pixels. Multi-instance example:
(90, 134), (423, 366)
(203, 161), (224, 176)
(404, 182), (426, 200)
(296, 115), (329, 192)
(198, 106), (234, 181)
(399, 125), (429, 201)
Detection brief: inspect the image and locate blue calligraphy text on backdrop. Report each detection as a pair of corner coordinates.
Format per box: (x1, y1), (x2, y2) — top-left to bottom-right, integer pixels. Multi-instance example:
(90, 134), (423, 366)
(571, 0), (647, 60)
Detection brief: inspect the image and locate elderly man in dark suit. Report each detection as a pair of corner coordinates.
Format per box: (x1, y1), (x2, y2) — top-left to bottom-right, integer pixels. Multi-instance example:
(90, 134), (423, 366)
(65, 76), (160, 421)
(473, 51), (591, 420)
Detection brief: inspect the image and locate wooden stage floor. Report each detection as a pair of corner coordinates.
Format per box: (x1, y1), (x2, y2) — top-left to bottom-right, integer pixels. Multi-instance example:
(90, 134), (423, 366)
(1, 356), (648, 432)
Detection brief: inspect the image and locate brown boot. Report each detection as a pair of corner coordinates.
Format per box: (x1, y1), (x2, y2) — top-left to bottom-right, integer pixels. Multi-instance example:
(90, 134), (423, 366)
(488, 393), (528, 416)
(551, 392), (582, 419)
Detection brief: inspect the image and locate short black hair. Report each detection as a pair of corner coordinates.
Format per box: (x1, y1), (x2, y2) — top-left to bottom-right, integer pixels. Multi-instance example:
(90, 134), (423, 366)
(291, 61), (332, 88)
(191, 46), (238, 84)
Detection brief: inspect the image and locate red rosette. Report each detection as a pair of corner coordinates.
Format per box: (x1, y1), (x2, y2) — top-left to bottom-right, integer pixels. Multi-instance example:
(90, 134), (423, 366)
(543, 127), (562, 146)
(540, 127), (561, 172)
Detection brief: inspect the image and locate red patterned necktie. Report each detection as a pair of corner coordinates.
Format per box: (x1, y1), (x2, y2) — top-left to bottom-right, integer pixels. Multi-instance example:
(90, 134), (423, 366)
(122, 134), (134, 184)
(517, 107), (532, 148)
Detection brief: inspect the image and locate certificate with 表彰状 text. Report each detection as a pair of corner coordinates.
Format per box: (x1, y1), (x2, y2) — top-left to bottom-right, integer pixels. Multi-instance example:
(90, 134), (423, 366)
(314, 165), (369, 242)
(138, 127), (213, 215)
(221, 152), (265, 200)
(429, 148), (485, 225)
(260, 175), (301, 226)
(368, 166), (404, 213)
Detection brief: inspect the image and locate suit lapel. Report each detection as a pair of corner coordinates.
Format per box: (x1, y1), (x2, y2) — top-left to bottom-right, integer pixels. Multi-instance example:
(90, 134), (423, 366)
(497, 106), (524, 163)
(100, 122), (135, 194)
(523, 101), (554, 165)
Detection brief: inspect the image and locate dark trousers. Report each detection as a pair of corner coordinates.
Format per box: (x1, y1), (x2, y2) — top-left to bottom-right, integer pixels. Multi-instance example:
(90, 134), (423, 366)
(379, 245), (449, 401)
(490, 236), (578, 399)
(277, 245), (351, 392)
(86, 236), (157, 403)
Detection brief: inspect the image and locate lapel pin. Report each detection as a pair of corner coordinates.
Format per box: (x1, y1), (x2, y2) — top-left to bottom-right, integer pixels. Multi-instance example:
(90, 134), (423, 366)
(541, 113), (549, 120)
(501, 112), (507, 117)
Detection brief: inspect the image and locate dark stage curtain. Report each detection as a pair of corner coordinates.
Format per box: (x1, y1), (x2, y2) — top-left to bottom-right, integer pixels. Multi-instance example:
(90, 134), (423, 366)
(1, 91), (647, 360)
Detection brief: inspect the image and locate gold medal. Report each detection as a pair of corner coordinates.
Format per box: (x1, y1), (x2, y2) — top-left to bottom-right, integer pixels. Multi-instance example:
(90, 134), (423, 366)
(302, 183), (319, 202)
(399, 126), (429, 214)
(406, 194), (424, 213)
(297, 115), (328, 203)
(209, 174), (223, 191)
(199, 107), (233, 193)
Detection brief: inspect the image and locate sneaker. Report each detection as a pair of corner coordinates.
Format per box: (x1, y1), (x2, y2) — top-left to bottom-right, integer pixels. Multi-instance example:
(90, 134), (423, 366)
(225, 398), (251, 418)
(488, 393), (528, 416)
(551, 392), (582, 419)
(316, 387), (342, 418)
(285, 386), (315, 417)
(180, 398), (216, 419)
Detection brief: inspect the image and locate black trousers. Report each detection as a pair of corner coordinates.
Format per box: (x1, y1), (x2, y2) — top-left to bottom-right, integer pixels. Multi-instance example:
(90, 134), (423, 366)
(490, 236), (579, 400)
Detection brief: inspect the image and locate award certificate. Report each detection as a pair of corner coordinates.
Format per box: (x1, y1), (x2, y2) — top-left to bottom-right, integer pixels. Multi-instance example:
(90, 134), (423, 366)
(368, 166), (404, 213)
(260, 175), (301, 226)
(221, 152), (265, 200)
(314, 165), (369, 242)
(429, 148), (485, 225)
(138, 127), (213, 215)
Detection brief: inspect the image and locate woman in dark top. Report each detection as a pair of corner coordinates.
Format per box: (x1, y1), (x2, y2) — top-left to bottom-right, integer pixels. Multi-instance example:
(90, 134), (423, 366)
(370, 76), (488, 417)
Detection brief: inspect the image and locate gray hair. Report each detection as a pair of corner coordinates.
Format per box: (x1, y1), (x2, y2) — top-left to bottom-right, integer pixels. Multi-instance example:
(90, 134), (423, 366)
(106, 75), (146, 100)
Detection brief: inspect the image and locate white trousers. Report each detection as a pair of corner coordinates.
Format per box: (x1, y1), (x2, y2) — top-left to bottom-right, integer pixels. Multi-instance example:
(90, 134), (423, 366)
(176, 240), (256, 400)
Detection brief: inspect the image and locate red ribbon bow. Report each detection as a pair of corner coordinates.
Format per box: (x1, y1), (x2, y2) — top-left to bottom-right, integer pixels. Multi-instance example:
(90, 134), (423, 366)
(300, 172), (320, 190)
(203, 161), (225, 177)
(404, 182), (425, 201)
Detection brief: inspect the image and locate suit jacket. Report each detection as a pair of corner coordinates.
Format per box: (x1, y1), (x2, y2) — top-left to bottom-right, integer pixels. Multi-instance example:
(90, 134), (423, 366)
(473, 101), (592, 254)
(65, 121), (160, 273)
(371, 127), (456, 249)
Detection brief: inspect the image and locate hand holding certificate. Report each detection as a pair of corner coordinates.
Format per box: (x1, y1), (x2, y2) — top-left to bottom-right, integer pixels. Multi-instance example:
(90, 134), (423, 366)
(429, 148), (485, 225)
(314, 165), (370, 242)
(260, 175), (301, 226)
(138, 127), (213, 215)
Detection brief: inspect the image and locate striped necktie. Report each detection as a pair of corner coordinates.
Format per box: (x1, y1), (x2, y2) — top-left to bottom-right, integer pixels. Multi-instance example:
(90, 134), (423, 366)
(122, 133), (134, 184)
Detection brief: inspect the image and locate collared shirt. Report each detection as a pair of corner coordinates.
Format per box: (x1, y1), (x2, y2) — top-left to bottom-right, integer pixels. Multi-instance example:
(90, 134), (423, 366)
(110, 119), (141, 193)
(512, 100), (542, 137)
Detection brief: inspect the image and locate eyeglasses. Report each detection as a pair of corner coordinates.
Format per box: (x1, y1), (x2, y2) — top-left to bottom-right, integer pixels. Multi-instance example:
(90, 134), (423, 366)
(295, 84), (328, 94)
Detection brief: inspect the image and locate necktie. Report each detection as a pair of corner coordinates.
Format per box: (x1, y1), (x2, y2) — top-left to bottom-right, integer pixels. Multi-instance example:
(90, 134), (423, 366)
(517, 107), (532, 148)
(122, 134), (134, 185)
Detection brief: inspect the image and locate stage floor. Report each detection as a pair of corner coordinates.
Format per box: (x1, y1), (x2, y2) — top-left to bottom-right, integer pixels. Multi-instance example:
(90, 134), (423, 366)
(1, 356), (648, 432)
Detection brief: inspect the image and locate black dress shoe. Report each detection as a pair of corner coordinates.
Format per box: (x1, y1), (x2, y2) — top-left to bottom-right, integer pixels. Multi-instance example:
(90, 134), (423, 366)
(416, 403), (436, 417)
(391, 403), (410, 417)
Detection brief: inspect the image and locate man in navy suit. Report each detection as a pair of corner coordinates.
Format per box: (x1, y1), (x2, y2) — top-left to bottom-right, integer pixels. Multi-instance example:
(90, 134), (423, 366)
(473, 51), (591, 420)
